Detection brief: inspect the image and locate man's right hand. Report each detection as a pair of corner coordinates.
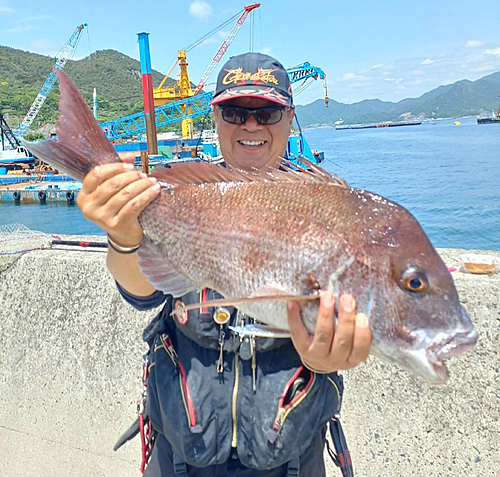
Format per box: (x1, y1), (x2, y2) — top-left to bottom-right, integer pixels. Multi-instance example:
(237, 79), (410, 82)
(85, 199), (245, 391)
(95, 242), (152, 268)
(76, 154), (160, 248)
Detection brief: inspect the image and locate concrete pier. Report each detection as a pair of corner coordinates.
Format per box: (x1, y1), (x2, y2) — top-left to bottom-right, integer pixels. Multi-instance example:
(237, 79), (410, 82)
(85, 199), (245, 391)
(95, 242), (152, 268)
(0, 243), (498, 477)
(0, 181), (80, 204)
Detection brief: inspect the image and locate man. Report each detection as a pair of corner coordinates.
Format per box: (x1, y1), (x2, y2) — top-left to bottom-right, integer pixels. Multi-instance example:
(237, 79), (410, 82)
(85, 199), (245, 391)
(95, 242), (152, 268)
(77, 52), (371, 476)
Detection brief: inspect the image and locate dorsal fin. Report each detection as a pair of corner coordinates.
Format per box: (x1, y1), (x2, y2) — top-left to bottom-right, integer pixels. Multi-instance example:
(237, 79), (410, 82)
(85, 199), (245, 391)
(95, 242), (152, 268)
(151, 156), (349, 188)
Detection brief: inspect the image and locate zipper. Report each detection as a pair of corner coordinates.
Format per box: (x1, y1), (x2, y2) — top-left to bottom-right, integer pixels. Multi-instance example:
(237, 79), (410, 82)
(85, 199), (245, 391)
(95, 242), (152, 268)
(159, 333), (199, 430)
(326, 376), (341, 415)
(272, 366), (317, 445)
(231, 354), (240, 448)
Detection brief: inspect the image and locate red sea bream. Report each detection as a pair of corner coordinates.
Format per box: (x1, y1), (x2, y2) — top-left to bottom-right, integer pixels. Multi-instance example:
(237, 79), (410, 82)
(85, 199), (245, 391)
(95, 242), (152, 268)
(23, 69), (477, 384)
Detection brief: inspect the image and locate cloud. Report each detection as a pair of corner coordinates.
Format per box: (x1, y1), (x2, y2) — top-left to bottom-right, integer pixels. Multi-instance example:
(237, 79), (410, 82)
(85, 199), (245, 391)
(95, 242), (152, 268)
(342, 73), (371, 82)
(17, 14), (51, 23)
(421, 59), (434, 65)
(465, 40), (484, 48)
(261, 46), (273, 56)
(412, 70), (425, 76)
(470, 64), (495, 73)
(3, 24), (33, 34)
(189, 1), (212, 19)
(484, 47), (500, 58)
(370, 64), (385, 70)
(0, 5), (14, 13)
(30, 38), (57, 55)
(384, 77), (403, 83)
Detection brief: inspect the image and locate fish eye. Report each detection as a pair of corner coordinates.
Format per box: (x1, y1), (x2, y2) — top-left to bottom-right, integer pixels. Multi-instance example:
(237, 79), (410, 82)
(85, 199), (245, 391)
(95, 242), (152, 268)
(400, 266), (428, 293)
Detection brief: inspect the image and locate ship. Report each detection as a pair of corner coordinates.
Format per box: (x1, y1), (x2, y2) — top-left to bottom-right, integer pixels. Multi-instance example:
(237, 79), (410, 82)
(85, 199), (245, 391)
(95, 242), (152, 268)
(477, 97), (500, 124)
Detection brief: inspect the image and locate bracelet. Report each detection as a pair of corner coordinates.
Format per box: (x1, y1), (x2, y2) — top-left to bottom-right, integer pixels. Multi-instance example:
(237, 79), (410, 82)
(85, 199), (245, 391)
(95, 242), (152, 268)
(107, 234), (142, 254)
(300, 358), (332, 375)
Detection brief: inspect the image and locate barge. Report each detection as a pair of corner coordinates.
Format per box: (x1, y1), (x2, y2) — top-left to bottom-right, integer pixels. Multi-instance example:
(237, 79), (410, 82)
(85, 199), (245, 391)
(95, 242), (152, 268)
(336, 121), (422, 130)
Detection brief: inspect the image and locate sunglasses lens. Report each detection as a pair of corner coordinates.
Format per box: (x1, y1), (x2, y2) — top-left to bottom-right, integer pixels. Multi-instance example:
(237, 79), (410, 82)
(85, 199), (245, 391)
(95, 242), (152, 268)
(221, 106), (284, 125)
(254, 109), (282, 125)
(221, 107), (249, 124)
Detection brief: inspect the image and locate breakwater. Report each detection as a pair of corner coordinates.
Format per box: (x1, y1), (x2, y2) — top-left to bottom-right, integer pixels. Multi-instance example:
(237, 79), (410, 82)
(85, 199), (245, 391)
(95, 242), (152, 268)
(0, 243), (498, 476)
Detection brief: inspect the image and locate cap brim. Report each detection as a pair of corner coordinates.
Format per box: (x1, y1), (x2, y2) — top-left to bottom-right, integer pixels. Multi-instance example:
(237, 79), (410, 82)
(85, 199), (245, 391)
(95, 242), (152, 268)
(210, 85), (292, 108)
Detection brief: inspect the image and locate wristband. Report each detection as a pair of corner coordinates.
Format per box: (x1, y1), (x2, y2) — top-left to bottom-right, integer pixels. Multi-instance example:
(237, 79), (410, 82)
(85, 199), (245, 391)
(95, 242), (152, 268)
(107, 234), (142, 254)
(300, 358), (332, 375)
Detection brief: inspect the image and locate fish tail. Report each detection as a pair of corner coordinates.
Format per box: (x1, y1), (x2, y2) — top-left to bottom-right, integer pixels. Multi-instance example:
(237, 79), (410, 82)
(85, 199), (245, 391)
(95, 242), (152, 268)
(21, 69), (120, 183)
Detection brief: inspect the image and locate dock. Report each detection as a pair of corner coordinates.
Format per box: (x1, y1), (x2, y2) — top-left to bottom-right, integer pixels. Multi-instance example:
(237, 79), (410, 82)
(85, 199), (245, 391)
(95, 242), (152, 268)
(0, 180), (80, 203)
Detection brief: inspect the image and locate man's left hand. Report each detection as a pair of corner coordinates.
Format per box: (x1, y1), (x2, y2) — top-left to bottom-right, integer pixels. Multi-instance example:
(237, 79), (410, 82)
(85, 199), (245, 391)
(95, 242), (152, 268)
(287, 292), (371, 373)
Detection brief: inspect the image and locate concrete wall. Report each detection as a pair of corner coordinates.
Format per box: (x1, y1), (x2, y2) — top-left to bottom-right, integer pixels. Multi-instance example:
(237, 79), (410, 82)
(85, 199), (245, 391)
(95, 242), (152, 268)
(0, 244), (498, 476)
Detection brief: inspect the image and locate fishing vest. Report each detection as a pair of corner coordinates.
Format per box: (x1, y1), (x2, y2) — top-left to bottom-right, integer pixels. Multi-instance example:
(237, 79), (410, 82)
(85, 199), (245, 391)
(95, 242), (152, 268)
(143, 289), (347, 471)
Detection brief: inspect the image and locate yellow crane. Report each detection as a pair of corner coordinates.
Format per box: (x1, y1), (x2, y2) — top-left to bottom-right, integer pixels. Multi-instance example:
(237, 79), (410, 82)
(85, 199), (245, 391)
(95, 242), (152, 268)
(153, 3), (260, 138)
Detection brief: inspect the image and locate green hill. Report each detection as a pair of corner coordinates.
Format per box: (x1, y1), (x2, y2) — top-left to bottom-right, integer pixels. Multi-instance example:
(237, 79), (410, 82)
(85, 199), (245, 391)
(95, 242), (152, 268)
(0, 47), (173, 127)
(296, 71), (500, 127)
(1, 45), (500, 133)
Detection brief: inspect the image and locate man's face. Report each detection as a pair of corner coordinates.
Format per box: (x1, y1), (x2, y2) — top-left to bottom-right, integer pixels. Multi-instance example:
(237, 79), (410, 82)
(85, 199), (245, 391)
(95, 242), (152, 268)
(213, 97), (294, 171)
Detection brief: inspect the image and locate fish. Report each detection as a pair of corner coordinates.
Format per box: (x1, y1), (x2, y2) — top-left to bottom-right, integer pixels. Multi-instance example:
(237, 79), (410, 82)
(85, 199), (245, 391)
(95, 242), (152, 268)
(23, 69), (478, 384)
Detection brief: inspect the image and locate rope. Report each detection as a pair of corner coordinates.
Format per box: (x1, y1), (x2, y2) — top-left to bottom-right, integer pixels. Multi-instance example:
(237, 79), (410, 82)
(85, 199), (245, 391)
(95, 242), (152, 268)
(184, 11), (241, 51)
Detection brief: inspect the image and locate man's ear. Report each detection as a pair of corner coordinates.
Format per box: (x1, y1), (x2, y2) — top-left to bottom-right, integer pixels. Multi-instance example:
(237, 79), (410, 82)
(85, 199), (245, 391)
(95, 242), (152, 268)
(288, 107), (295, 128)
(213, 107), (221, 127)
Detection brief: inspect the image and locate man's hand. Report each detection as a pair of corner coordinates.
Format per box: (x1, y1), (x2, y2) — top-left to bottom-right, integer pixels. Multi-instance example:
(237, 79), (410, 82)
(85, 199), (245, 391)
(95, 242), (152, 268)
(287, 292), (371, 373)
(76, 154), (160, 247)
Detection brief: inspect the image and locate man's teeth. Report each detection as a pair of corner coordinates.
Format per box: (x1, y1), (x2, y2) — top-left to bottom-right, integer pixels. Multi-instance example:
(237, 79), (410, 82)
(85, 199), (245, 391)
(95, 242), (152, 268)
(239, 140), (265, 146)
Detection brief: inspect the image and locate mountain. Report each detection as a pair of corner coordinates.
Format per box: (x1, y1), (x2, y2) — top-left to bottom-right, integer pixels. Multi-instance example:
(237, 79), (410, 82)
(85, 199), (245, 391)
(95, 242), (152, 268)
(0, 46), (173, 127)
(296, 71), (500, 127)
(1, 45), (499, 132)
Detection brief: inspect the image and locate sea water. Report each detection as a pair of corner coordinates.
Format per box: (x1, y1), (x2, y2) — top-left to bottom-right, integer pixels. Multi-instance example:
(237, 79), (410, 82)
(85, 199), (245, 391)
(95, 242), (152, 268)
(0, 118), (498, 250)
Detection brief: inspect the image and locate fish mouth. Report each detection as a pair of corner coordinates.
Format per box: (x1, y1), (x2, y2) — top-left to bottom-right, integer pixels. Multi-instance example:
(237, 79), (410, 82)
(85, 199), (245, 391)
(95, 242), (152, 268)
(425, 329), (478, 383)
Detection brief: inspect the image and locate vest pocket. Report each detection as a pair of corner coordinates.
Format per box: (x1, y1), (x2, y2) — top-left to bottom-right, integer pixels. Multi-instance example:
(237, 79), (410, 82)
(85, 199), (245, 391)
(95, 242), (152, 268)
(236, 356), (343, 470)
(146, 332), (232, 467)
(158, 333), (201, 432)
(269, 366), (317, 448)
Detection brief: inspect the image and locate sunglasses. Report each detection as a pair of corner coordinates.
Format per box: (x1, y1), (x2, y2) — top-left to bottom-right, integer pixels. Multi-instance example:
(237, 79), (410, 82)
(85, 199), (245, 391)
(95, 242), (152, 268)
(218, 105), (287, 125)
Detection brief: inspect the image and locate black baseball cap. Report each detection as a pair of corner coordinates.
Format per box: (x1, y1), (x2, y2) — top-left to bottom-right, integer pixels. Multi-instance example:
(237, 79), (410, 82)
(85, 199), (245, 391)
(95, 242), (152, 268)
(211, 52), (293, 108)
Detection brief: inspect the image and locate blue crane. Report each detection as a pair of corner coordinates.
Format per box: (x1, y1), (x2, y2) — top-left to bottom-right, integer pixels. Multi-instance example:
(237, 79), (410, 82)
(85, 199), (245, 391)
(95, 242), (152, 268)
(15, 23), (87, 139)
(100, 62), (327, 141)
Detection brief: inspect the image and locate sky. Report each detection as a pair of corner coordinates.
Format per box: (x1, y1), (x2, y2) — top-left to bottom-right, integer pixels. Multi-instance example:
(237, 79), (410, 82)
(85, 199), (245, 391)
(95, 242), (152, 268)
(1, 0), (500, 106)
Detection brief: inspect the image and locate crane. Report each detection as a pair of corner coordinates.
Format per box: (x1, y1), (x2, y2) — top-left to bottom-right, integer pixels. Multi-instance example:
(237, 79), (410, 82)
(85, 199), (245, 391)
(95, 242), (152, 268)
(100, 61), (328, 141)
(153, 3), (260, 138)
(192, 3), (260, 95)
(287, 62), (329, 106)
(15, 23), (87, 138)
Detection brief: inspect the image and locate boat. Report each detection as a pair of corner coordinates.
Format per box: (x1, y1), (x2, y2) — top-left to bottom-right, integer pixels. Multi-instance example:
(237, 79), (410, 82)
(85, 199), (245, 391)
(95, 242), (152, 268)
(477, 97), (500, 124)
(477, 115), (500, 124)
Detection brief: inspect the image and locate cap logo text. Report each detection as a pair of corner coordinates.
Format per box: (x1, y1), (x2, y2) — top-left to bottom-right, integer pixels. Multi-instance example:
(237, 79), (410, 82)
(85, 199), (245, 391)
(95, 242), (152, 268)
(222, 67), (279, 86)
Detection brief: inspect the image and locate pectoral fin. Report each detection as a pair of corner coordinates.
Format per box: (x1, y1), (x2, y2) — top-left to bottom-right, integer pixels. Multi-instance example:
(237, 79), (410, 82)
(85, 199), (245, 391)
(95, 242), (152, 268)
(137, 236), (198, 297)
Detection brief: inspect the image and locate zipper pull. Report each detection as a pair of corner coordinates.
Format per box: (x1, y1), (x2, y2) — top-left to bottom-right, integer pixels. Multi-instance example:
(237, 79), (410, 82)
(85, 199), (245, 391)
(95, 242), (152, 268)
(214, 307), (230, 374)
(251, 337), (257, 392)
(217, 328), (225, 373)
